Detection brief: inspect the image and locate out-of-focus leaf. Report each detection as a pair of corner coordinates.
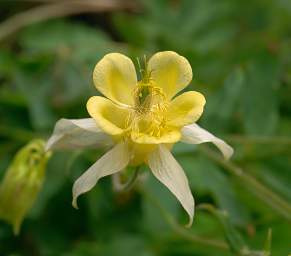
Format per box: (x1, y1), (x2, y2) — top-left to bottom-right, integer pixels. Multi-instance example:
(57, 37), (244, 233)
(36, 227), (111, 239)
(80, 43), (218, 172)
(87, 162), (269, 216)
(172, 142), (198, 155)
(199, 205), (269, 256)
(142, 170), (180, 235)
(250, 156), (291, 202)
(29, 151), (83, 218)
(205, 67), (245, 132)
(20, 21), (122, 64)
(17, 20), (125, 106)
(0, 50), (14, 75)
(67, 235), (155, 256)
(13, 65), (56, 131)
(178, 154), (250, 226)
(242, 52), (280, 135)
(212, 208), (247, 254)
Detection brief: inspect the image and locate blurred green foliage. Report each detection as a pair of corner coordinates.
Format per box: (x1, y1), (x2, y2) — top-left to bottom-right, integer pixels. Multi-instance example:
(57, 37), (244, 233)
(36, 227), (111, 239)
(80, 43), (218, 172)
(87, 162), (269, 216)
(0, 0), (291, 255)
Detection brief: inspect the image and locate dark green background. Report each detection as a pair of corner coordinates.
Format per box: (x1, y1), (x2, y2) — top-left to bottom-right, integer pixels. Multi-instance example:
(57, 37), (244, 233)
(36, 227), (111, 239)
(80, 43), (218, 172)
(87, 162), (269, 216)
(0, 0), (291, 255)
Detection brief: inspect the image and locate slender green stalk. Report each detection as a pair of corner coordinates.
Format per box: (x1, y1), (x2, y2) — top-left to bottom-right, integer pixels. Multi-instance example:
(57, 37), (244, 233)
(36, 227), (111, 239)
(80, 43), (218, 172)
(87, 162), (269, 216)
(199, 146), (291, 222)
(112, 166), (141, 192)
(138, 186), (229, 251)
(0, 125), (36, 142)
(225, 135), (291, 145)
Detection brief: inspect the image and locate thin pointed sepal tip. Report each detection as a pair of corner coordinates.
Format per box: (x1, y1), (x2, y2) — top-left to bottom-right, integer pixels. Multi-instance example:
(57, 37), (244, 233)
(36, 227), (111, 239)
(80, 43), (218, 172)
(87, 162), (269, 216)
(185, 221), (193, 228)
(185, 214), (194, 228)
(44, 141), (52, 152)
(72, 198), (79, 210)
(224, 145), (234, 160)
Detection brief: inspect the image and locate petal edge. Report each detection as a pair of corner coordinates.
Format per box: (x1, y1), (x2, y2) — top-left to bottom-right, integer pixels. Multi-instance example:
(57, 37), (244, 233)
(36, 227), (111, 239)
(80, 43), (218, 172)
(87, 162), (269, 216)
(46, 118), (112, 151)
(167, 91), (206, 128)
(181, 124), (234, 159)
(93, 53), (137, 106)
(72, 142), (130, 208)
(87, 96), (130, 136)
(148, 51), (193, 99)
(148, 145), (195, 226)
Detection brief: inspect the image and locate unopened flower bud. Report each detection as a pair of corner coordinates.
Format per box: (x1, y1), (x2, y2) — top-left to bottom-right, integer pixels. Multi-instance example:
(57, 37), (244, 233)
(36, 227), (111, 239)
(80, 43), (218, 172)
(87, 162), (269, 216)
(0, 139), (51, 234)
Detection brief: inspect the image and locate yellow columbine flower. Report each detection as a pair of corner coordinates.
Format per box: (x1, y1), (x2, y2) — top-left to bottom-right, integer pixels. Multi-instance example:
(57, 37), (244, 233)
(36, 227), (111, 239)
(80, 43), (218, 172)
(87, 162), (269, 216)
(46, 51), (233, 226)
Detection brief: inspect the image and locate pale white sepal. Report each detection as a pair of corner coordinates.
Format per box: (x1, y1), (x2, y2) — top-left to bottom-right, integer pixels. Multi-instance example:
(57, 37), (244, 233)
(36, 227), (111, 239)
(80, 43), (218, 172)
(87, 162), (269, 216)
(181, 123), (234, 160)
(45, 118), (113, 151)
(72, 142), (130, 208)
(148, 145), (194, 227)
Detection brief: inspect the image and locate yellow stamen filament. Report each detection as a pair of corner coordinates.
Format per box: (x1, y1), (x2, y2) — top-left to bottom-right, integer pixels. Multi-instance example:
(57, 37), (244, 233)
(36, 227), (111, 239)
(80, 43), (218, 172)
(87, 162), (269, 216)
(123, 81), (169, 139)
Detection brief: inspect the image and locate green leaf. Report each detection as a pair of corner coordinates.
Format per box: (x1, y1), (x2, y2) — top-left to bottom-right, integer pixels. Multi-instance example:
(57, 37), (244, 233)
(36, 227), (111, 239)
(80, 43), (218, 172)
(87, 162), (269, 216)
(142, 170), (180, 235)
(13, 66), (56, 131)
(205, 67), (245, 132)
(242, 52), (280, 135)
(199, 205), (268, 256)
(178, 154), (250, 226)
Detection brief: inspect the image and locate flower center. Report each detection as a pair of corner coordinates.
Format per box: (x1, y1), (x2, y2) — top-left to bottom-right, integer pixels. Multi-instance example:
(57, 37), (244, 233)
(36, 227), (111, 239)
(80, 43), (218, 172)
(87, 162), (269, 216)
(126, 82), (168, 138)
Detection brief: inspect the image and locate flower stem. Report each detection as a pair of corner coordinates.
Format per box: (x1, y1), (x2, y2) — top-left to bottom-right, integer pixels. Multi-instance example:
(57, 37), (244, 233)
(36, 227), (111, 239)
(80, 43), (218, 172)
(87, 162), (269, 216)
(0, 125), (36, 142)
(225, 134), (291, 145)
(112, 166), (141, 192)
(138, 186), (229, 251)
(199, 146), (291, 222)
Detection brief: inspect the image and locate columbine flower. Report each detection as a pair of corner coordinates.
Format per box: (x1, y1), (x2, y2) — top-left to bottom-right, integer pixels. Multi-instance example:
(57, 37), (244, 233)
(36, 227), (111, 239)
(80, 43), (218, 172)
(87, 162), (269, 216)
(46, 51), (233, 226)
(0, 139), (51, 234)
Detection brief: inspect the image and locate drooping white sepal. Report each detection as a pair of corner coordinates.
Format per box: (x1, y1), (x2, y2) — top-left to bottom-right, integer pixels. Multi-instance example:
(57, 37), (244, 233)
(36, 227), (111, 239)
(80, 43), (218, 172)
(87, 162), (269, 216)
(72, 142), (130, 208)
(46, 118), (113, 151)
(148, 145), (194, 227)
(181, 123), (233, 159)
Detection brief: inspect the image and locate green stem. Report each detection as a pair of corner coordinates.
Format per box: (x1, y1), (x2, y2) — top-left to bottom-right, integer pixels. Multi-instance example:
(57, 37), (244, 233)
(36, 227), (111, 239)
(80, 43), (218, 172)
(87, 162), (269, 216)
(199, 146), (291, 222)
(138, 186), (229, 251)
(225, 134), (291, 145)
(0, 125), (37, 142)
(112, 166), (141, 192)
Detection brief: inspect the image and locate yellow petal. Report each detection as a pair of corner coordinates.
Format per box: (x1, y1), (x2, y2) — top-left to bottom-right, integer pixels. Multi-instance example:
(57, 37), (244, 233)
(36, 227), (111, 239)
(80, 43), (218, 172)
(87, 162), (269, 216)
(87, 96), (130, 136)
(167, 91), (206, 128)
(129, 143), (157, 166)
(131, 130), (181, 144)
(147, 51), (193, 99)
(93, 53), (137, 106)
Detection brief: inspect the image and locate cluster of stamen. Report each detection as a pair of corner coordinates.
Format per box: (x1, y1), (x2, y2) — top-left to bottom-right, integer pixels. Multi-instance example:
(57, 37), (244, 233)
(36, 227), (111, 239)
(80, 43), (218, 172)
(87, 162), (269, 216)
(124, 64), (168, 139)
(119, 57), (169, 140)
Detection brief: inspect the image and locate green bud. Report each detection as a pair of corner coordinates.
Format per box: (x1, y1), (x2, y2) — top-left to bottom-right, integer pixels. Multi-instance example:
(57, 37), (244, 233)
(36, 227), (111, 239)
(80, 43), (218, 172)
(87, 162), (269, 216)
(0, 139), (51, 235)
